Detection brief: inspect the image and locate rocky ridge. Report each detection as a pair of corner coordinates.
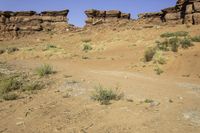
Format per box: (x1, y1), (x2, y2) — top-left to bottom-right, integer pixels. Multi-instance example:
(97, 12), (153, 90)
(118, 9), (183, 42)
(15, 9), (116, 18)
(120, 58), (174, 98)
(0, 10), (69, 39)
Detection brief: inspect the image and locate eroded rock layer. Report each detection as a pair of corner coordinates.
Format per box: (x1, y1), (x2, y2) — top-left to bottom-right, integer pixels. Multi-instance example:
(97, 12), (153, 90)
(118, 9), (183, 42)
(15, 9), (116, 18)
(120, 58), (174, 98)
(138, 0), (200, 25)
(84, 9), (131, 26)
(0, 9), (69, 39)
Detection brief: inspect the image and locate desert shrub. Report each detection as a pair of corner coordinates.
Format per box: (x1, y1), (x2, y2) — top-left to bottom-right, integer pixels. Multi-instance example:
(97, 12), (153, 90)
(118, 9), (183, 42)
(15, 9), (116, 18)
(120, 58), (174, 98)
(35, 64), (54, 77)
(154, 65), (164, 75)
(2, 93), (19, 101)
(160, 32), (176, 38)
(144, 47), (157, 62)
(169, 37), (180, 52)
(153, 51), (166, 65)
(7, 47), (19, 54)
(191, 35), (200, 42)
(174, 31), (189, 37)
(180, 38), (193, 49)
(91, 85), (123, 105)
(43, 44), (57, 51)
(156, 40), (170, 51)
(0, 77), (22, 95)
(82, 38), (92, 43)
(144, 99), (154, 103)
(160, 31), (188, 38)
(22, 81), (43, 92)
(82, 43), (92, 52)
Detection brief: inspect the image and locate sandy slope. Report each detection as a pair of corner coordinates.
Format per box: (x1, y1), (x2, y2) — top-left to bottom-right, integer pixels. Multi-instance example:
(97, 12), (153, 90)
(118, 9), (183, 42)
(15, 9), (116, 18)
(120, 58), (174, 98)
(0, 24), (200, 133)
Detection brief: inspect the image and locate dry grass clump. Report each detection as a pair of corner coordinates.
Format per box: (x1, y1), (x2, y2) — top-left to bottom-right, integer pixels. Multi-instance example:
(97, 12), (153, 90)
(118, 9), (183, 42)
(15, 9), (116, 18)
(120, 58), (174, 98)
(91, 85), (123, 105)
(35, 64), (54, 77)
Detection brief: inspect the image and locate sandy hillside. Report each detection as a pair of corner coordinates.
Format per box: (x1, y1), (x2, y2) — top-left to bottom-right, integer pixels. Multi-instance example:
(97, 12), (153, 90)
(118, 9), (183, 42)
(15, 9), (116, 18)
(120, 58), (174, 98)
(0, 24), (200, 133)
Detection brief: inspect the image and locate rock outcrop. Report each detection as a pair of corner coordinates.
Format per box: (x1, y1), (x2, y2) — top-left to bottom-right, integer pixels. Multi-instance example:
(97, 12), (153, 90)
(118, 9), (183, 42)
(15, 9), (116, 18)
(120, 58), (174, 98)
(0, 9), (69, 39)
(84, 9), (131, 26)
(138, 0), (200, 25)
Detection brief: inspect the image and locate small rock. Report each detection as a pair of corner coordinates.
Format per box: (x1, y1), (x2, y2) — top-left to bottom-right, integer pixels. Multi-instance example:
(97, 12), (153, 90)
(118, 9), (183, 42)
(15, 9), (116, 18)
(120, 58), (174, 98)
(150, 101), (160, 107)
(16, 121), (24, 126)
(169, 99), (173, 103)
(179, 97), (183, 100)
(126, 99), (134, 102)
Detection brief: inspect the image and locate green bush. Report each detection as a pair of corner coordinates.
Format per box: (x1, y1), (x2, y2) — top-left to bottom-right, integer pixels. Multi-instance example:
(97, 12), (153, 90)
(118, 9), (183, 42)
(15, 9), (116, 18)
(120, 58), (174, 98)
(191, 35), (200, 42)
(35, 64), (54, 77)
(153, 51), (166, 65)
(156, 40), (170, 51)
(91, 85), (123, 105)
(180, 38), (193, 49)
(144, 47), (157, 62)
(82, 43), (92, 52)
(169, 37), (180, 52)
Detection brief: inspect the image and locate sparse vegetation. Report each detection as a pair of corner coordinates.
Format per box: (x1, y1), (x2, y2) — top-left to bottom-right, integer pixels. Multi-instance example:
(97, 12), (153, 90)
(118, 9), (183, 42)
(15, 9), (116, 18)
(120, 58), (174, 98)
(180, 38), (193, 49)
(168, 37), (180, 52)
(144, 47), (156, 62)
(144, 99), (154, 103)
(191, 35), (200, 42)
(82, 43), (92, 52)
(43, 44), (57, 51)
(2, 92), (19, 101)
(154, 65), (164, 75)
(7, 47), (19, 54)
(22, 81), (43, 92)
(35, 64), (54, 77)
(153, 51), (166, 65)
(0, 77), (22, 95)
(160, 31), (188, 38)
(91, 85), (123, 105)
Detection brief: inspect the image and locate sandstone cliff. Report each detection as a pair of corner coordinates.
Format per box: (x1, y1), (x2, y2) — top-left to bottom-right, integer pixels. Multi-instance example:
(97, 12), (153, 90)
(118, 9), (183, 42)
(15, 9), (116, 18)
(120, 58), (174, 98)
(84, 9), (131, 26)
(0, 9), (69, 39)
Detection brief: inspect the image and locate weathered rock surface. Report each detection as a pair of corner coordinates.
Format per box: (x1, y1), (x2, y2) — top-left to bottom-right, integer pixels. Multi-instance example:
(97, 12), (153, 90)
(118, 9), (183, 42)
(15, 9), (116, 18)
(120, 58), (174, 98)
(0, 9), (69, 39)
(84, 9), (131, 26)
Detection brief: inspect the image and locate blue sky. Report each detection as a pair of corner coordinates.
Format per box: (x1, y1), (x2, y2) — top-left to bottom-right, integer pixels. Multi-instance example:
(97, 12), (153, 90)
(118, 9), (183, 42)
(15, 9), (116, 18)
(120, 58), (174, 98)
(0, 0), (176, 27)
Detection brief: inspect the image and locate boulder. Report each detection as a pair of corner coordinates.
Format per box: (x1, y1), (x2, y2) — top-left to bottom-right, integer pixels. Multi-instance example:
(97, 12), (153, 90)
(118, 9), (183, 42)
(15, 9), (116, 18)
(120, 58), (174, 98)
(138, 12), (162, 19)
(185, 4), (194, 14)
(176, 0), (186, 5)
(184, 14), (194, 24)
(193, 2), (200, 12)
(2, 11), (15, 17)
(106, 10), (121, 17)
(165, 12), (181, 20)
(121, 13), (131, 19)
(41, 9), (69, 16)
(15, 11), (36, 16)
(96, 10), (106, 17)
(85, 9), (97, 17)
(0, 16), (6, 23)
(193, 13), (200, 24)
